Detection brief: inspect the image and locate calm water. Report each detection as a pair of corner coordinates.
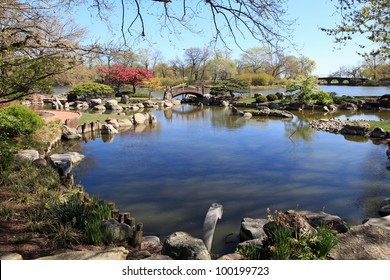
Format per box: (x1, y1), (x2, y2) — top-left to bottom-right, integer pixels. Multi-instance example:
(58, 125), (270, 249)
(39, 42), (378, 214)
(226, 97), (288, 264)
(72, 103), (390, 255)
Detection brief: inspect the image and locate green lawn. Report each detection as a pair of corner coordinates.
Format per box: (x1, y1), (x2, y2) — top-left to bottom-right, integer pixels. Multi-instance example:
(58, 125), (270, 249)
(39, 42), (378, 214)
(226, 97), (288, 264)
(368, 120), (390, 132)
(79, 112), (130, 124)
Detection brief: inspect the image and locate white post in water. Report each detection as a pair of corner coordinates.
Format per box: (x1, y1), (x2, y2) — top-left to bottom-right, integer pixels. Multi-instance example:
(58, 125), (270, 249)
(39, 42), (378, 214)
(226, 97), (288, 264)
(202, 203), (223, 252)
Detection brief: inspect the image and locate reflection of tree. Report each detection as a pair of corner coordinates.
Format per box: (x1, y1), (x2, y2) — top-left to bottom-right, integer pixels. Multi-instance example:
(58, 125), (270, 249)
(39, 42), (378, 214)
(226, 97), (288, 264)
(284, 118), (316, 142)
(210, 107), (246, 130)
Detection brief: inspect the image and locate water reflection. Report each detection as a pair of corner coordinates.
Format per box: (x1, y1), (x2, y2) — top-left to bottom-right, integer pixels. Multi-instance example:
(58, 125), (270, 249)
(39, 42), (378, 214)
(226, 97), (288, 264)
(72, 105), (390, 255)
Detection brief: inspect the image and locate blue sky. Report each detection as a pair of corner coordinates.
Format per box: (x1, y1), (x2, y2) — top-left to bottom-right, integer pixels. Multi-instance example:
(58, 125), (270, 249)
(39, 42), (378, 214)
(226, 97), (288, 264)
(77, 0), (374, 76)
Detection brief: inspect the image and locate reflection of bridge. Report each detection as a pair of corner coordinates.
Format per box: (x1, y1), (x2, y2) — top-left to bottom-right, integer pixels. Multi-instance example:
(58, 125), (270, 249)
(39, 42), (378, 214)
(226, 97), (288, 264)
(163, 83), (205, 100)
(318, 77), (368, 86)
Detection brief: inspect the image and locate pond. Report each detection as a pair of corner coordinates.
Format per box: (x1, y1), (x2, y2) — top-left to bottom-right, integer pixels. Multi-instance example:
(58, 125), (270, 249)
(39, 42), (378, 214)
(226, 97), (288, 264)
(72, 102), (390, 256)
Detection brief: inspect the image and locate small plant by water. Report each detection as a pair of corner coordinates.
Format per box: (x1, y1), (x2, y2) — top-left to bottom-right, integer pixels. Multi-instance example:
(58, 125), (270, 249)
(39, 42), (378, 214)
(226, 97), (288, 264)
(237, 209), (339, 260)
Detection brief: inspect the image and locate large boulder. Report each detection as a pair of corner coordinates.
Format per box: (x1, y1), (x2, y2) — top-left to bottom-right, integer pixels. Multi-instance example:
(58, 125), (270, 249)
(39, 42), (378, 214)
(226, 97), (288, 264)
(101, 219), (133, 243)
(50, 152), (84, 165)
(161, 232), (211, 260)
(370, 127), (387, 139)
(105, 99), (118, 109)
(240, 218), (268, 241)
(133, 113), (147, 125)
(101, 124), (118, 134)
(141, 236), (162, 252)
(286, 210), (349, 233)
(35, 247), (129, 260)
(329, 225), (390, 260)
(62, 125), (82, 140)
(121, 95), (129, 104)
(92, 105), (106, 111)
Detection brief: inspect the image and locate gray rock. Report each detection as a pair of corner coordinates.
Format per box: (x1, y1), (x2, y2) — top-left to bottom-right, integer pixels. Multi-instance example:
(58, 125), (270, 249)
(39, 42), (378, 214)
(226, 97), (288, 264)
(172, 99), (181, 106)
(269, 110), (293, 118)
(240, 218), (268, 241)
(363, 215), (390, 230)
(243, 112), (252, 119)
(92, 105), (106, 111)
(106, 118), (119, 128)
(275, 92), (285, 99)
(17, 149), (39, 161)
(141, 236), (162, 251)
(121, 95), (129, 104)
(101, 219), (133, 243)
(145, 255), (173, 260)
(329, 225), (390, 260)
(218, 253), (245, 260)
(286, 210), (349, 233)
(105, 99), (118, 109)
(221, 100), (229, 107)
(0, 252), (23, 260)
(36, 247), (129, 260)
(161, 232), (211, 260)
(101, 124), (118, 134)
(50, 152), (84, 165)
(90, 98), (102, 106)
(62, 125), (82, 140)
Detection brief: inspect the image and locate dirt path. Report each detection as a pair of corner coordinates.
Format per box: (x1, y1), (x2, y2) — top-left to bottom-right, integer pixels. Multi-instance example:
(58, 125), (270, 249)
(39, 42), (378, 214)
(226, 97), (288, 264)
(38, 110), (81, 123)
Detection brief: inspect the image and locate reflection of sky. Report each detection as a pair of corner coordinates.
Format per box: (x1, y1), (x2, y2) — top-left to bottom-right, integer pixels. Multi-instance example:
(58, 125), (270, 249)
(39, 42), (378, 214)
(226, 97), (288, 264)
(73, 105), (390, 255)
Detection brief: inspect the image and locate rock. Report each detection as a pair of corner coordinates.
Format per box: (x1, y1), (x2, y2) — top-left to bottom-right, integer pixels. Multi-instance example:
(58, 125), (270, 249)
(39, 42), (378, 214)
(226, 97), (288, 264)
(236, 238), (266, 255)
(17, 149), (39, 161)
(143, 100), (155, 108)
(163, 100), (173, 107)
(329, 104), (338, 111)
(145, 255), (173, 260)
(286, 211), (317, 237)
(254, 93), (263, 98)
(172, 99), (181, 106)
(221, 100), (229, 107)
(341, 102), (358, 111)
(240, 218), (268, 241)
(131, 250), (152, 260)
(340, 121), (370, 136)
(137, 103), (145, 108)
(105, 99), (118, 109)
(323, 106), (330, 112)
(49, 155), (72, 177)
(218, 253), (245, 260)
(362, 215), (390, 230)
(257, 106), (270, 116)
(329, 225), (390, 260)
(65, 118), (79, 129)
(121, 95), (129, 104)
(62, 125), (82, 140)
(111, 105), (124, 111)
(90, 98), (102, 106)
(370, 127), (387, 139)
(101, 219), (133, 243)
(129, 105), (140, 111)
(0, 252), (23, 260)
(50, 152), (84, 165)
(118, 119), (133, 127)
(33, 157), (47, 168)
(141, 236), (162, 251)
(243, 112), (252, 119)
(101, 124), (118, 134)
(150, 115), (157, 124)
(161, 232), (211, 260)
(286, 210), (349, 233)
(106, 118), (119, 128)
(133, 113), (147, 125)
(269, 103), (280, 110)
(93, 105), (106, 111)
(269, 110), (293, 118)
(35, 247), (129, 260)
(379, 198), (390, 217)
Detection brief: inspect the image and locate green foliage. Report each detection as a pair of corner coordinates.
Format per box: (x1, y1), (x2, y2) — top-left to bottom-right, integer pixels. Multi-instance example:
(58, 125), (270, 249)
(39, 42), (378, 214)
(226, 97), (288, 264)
(265, 210), (339, 260)
(0, 104), (44, 139)
(210, 78), (248, 96)
(287, 76), (333, 105)
(0, 204), (15, 222)
(256, 95), (268, 103)
(266, 94), (278, 101)
(67, 82), (114, 101)
(252, 73), (275, 86)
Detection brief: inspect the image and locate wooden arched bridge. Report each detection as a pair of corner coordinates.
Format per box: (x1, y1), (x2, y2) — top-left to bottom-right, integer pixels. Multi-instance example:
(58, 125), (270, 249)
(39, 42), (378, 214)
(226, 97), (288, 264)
(318, 77), (368, 86)
(163, 83), (205, 100)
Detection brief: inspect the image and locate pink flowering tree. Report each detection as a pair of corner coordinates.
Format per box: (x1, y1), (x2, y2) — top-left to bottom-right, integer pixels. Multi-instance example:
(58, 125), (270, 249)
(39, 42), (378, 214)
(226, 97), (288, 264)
(98, 64), (153, 94)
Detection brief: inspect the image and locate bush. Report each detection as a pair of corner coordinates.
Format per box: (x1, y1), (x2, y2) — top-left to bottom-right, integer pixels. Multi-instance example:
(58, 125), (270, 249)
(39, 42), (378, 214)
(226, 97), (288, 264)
(266, 94), (278, 101)
(0, 104), (44, 139)
(309, 90), (333, 105)
(256, 95), (268, 103)
(67, 82), (114, 101)
(252, 73), (275, 86)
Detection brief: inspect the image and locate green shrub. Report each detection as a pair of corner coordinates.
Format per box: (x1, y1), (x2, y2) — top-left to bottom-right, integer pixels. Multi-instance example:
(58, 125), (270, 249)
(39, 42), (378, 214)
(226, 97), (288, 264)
(252, 73), (275, 86)
(309, 90), (333, 105)
(266, 94), (278, 101)
(67, 82), (114, 101)
(256, 95), (268, 103)
(0, 104), (44, 139)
